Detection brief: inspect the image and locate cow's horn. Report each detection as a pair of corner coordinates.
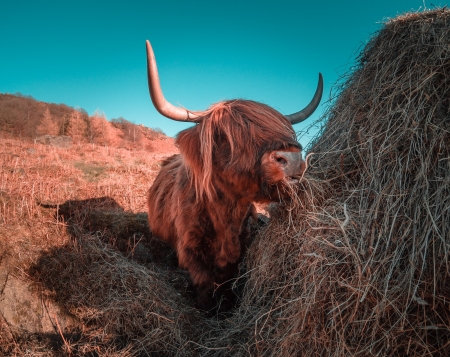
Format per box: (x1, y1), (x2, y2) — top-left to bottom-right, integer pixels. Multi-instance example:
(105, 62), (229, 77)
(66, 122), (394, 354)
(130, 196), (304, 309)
(146, 40), (203, 122)
(285, 73), (323, 125)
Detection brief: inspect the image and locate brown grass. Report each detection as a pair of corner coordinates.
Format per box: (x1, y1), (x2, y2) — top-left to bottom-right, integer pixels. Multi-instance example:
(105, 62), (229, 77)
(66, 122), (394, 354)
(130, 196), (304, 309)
(0, 137), (184, 355)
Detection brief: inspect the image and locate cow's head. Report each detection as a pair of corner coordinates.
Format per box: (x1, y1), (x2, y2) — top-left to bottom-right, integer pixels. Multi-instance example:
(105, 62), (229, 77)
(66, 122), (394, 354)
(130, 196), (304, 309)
(146, 40), (323, 202)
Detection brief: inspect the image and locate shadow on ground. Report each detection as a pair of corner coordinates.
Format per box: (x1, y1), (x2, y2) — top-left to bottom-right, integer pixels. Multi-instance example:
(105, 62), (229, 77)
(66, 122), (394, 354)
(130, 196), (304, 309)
(7, 197), (268, 354)
(43, 196), (178, 267)
(36, 196), (192, 299)
(17, 197), (200, 354)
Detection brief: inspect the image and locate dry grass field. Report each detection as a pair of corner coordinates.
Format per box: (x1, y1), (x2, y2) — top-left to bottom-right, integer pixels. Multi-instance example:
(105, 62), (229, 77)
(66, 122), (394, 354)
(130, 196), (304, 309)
(0, 136), (184, 355)
(0, 136), (178, 248)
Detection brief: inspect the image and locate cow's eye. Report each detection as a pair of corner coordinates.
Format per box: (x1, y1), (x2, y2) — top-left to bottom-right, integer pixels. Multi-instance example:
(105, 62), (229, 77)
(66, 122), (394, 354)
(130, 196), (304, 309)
(276, 157), (287, 165)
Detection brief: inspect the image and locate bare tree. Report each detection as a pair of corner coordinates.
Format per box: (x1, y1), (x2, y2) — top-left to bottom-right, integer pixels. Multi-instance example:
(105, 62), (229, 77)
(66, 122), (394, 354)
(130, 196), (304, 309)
(36, 107), (58, 136)
(67, 108), (87, 143)
(89, 111), (121, 147)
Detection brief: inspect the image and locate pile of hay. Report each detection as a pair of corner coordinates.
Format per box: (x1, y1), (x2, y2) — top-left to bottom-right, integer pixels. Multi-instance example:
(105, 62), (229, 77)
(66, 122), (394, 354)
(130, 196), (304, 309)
(31, 237), (211, 356)
(206, 8), (450, 357)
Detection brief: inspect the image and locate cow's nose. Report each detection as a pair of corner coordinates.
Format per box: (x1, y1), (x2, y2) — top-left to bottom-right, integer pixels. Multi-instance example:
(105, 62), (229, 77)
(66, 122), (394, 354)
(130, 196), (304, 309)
(274, 151), (305, 176)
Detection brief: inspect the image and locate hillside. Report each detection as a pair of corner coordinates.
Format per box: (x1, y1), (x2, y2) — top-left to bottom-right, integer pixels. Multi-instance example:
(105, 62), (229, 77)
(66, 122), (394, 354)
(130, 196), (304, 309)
(0, 95), (181, 354)
(0, 93), (171, 151)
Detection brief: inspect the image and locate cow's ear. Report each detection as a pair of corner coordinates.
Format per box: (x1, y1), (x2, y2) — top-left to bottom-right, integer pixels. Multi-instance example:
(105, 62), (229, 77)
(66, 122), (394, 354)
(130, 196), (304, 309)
(175, 126), (204, 175)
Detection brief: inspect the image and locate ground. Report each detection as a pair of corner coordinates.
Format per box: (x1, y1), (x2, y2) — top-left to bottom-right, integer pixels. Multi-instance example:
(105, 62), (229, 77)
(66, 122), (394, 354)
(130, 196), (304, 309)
(0, 135), (181, 352)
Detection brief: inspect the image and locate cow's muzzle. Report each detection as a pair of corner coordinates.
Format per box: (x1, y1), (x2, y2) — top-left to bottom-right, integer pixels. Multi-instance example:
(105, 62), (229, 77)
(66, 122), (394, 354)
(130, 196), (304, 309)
(274, 151), (306, 180)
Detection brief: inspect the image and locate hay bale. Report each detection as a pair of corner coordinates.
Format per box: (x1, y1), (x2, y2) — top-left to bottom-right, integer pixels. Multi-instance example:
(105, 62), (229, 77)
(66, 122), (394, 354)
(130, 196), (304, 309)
(210, 8), (450, 357)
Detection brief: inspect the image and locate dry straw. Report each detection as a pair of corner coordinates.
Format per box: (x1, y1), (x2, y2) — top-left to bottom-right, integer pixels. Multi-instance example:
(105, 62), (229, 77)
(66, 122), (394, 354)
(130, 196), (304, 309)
(33, 237), (211, 356)
(210, 8), (450, 357)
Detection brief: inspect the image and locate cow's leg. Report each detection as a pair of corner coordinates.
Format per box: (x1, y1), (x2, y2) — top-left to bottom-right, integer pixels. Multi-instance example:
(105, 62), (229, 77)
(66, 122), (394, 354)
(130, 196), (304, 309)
(177, 245), (217, 311)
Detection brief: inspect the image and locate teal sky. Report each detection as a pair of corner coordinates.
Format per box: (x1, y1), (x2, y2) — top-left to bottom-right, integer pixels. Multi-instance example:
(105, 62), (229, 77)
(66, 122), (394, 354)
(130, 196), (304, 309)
(1, 0), (444, 146)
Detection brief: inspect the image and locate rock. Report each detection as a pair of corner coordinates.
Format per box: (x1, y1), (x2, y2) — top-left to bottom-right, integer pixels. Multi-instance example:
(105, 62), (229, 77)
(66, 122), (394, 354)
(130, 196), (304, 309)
(0, 262), (76, 335)
(35, 135), (73, 148)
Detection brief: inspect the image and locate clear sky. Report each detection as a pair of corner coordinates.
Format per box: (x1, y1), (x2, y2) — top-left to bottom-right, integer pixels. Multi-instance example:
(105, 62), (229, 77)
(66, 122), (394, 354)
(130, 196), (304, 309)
(1, 0), (444, 147)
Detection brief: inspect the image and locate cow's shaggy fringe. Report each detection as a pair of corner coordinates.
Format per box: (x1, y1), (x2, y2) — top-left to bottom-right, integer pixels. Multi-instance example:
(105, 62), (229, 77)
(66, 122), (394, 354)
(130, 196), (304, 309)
(178, 100), (298, 202)
(207, 8), (450, 357)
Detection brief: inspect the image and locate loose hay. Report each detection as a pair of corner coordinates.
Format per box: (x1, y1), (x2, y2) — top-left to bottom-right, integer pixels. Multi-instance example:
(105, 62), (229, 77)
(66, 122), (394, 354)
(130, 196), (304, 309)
(210, 8), (450, 357)
(31, 237), (211, 356)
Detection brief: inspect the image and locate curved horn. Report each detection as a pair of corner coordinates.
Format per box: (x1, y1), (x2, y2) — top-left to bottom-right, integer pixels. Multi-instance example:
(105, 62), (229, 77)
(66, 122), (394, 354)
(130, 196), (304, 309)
(146, 40), (202, 122)
(285, 73), (323, 125)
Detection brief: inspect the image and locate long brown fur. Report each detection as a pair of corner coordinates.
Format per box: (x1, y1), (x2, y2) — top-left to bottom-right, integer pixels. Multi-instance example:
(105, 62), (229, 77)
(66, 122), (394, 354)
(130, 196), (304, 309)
(148, 99), (302, 311)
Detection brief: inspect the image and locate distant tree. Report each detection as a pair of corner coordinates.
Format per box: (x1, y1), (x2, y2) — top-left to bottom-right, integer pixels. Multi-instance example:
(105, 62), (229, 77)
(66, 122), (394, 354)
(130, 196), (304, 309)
(36, 107), (58, 136)
(89, 111), (106, 144)
(67, 108), (87, 143)
(152, 127), (165, 135)
(59, 114), (70, 136)
(78, 108), (89, 116)
(111, 117), (146, 149)
(89, 111), (121, 146)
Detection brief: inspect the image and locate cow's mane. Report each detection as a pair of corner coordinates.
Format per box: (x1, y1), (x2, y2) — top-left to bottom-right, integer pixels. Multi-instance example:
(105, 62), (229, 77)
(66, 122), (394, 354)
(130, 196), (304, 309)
(175, 99), (299, 202)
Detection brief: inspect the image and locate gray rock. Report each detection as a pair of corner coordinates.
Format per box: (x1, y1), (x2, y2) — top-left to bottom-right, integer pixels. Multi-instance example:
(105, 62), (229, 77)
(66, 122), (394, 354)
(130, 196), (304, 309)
(35, 135), (73, 148)
(0, 263), (76, 335)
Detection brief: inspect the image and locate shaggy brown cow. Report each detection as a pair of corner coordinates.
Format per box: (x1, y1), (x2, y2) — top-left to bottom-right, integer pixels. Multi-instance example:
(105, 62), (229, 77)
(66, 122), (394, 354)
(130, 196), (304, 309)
(146, 40), (323, 311)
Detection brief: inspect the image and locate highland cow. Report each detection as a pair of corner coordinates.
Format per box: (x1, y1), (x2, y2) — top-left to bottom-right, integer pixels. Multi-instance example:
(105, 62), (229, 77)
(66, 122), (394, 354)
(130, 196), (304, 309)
(146, 40), (323, 311)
